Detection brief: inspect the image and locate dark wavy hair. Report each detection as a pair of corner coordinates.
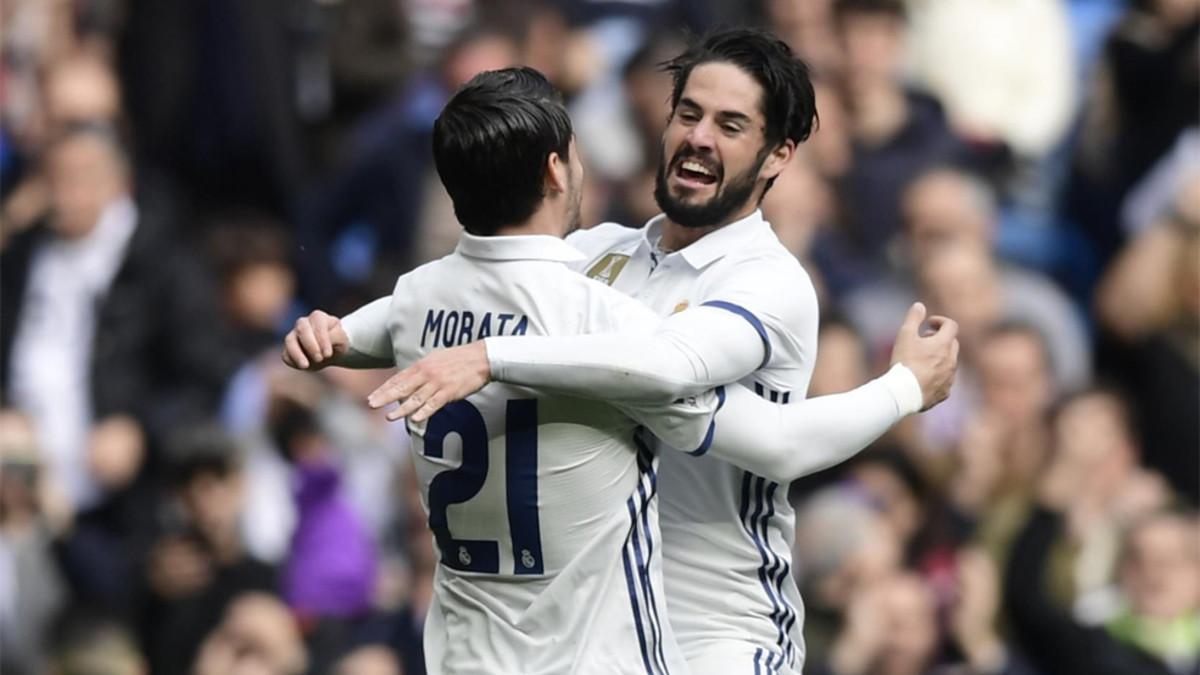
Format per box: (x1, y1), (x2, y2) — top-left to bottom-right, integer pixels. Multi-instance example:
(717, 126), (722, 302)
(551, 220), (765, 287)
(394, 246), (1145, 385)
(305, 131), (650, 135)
(432, 67), (573, 236)
(661, 28), (818, 152)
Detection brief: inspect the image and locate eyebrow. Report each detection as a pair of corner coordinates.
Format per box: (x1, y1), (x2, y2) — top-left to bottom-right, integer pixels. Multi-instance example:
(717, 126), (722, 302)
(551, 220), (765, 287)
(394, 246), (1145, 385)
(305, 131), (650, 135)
(679, 97), (754, 125)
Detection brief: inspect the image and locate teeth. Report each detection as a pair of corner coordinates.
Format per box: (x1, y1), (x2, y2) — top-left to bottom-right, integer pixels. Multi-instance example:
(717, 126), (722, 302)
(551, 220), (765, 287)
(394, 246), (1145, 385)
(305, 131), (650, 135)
(681, 161), (713, 177)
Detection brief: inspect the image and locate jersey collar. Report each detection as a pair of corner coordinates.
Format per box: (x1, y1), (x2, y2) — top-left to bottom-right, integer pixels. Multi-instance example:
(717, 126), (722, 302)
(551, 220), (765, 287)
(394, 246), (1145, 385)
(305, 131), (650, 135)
(641, 209), (769, 269)
(456, 232), (586, 263)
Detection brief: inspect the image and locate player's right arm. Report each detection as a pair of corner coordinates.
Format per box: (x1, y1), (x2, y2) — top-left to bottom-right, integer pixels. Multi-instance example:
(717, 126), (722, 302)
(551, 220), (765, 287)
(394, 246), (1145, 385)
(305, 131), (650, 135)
(282, 296), (396, 370)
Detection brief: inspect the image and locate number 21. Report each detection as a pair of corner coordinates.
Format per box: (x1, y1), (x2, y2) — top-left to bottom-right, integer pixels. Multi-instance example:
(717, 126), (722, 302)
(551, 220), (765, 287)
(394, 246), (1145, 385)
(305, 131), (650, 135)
(422, 399), (543, 575)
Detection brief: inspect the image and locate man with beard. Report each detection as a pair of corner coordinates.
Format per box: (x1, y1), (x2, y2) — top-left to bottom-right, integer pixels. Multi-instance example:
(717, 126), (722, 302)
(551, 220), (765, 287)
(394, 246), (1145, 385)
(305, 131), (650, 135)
(305, 30), (959, 675)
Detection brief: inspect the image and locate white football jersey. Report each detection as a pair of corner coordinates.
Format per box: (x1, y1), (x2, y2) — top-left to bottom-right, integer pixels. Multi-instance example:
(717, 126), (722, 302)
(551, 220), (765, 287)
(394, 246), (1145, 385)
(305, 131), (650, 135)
(343, 232), (719, 675)
(566, 210), (819, 675)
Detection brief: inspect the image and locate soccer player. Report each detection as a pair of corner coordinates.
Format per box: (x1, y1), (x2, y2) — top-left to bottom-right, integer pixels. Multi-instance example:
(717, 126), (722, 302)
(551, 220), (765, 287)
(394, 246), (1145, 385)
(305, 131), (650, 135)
(292, 66), (725, 674)
(354, 30), (958, 675)
(287, 65), (955, 675)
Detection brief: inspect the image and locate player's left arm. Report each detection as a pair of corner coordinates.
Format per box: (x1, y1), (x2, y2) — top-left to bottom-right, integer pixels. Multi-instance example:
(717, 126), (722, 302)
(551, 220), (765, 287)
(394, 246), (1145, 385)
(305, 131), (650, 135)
(695, 366), (924, 482)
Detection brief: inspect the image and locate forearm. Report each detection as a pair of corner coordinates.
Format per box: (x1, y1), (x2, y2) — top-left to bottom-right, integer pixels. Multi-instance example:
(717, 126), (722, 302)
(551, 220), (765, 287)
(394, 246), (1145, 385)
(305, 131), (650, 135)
(338, 296), (396, 368)
(486, 307), (763, 402)
(704, 365), (923, 482)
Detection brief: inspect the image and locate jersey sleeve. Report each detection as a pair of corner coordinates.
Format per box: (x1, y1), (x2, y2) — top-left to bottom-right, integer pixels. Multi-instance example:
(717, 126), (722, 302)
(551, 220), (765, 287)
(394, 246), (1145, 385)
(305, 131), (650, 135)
(694, 365), (924, 483)
(693, 253), (819, 372)
(337, 295), (397, 368)
(486, 304), (765, 403)
(614, 389), (723, 455)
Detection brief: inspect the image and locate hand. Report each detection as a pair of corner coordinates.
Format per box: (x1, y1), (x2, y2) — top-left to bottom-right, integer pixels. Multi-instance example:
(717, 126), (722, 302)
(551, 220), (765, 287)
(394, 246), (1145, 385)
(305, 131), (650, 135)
(282, 310), (349, 370)
(367, 341), (491, 423)
(890, 302), (960, 411)
(950, 549), (1005, 670)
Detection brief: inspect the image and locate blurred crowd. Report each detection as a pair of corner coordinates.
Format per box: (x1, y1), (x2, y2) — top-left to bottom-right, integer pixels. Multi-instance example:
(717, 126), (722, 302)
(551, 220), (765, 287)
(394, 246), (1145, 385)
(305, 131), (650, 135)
(0, 0), (1197, 674)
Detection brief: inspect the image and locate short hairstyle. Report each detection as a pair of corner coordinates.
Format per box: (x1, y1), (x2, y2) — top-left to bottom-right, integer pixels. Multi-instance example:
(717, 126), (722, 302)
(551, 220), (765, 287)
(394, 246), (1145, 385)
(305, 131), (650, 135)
(981, 320), (1053, 374)
(432, 67), (572, 236)
(165, 423), (241, 487)
(661, 28), (818, 151)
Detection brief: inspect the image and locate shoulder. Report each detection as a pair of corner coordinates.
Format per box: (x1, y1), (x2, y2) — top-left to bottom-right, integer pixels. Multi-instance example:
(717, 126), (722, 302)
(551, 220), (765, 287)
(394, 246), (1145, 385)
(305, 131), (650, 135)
(566, 222), (642, 258)
(705, 237), (817, 310)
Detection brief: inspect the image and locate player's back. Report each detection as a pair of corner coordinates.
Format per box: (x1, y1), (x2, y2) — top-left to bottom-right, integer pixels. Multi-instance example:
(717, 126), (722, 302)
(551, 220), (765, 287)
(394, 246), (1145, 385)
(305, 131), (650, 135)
(386, 233), (693, 675)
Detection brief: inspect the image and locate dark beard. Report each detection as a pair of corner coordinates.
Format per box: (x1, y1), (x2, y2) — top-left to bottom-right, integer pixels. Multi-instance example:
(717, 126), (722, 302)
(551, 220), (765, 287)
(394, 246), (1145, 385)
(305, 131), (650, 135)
(653, 144), (766, 229)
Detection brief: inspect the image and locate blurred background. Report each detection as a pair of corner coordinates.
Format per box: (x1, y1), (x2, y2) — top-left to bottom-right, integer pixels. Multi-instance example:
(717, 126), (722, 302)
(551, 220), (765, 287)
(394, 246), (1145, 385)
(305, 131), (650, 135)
(0, 0), (1196, 674)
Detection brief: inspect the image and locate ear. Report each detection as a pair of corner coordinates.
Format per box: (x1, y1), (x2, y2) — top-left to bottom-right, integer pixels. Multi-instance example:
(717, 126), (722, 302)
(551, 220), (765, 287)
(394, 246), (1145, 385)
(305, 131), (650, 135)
(544, 151), (568, 195)
(758, 139), (796, 183)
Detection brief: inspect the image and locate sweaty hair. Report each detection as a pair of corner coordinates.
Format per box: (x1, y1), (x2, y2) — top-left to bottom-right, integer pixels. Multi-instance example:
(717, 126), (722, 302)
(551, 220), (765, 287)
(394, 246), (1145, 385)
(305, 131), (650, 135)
(661, 28), (817, 151)
(432, 67), (573, 236)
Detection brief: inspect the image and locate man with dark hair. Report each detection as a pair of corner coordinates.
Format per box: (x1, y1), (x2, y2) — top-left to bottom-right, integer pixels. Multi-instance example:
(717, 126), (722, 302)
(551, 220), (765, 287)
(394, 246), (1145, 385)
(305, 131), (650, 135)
(309, 30), (959, 674)
(285, 66), (724, 674)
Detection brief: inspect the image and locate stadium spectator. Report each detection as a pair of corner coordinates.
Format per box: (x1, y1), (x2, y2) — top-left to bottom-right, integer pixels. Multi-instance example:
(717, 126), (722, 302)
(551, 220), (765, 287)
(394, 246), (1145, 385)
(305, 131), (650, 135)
(846, 168), (1091, 390)
(814, 0), (973, 291)
(207, 215), (298, 361)
(139, 425), (276, 675)
(54, 410), (160, 618)
(1007, 501), (1198, 675)
(268, 394), (378, 622)
(193, 592), (308, 675)
(0, 124), (235, 509)
(1096, 176), (1200, 503)
(793, 486), (903, 667)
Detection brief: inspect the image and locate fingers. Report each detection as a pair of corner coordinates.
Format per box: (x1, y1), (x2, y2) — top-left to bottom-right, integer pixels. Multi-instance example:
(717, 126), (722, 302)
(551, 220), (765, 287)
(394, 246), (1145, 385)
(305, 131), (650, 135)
(315, 316), (332, 359)
(294, 317), (324, 363)
(282, 331), (307, 369)
(367, 370), (417, 410)
(924, 315), (959, 342)
(389, 382), (444, 423)
(901, 302), (927, 334)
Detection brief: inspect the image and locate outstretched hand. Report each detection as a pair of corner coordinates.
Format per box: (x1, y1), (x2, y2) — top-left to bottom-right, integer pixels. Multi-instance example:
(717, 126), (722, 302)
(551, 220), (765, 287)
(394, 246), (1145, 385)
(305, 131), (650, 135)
(890, 302), (960, 411)
(367, 341), (491, 422)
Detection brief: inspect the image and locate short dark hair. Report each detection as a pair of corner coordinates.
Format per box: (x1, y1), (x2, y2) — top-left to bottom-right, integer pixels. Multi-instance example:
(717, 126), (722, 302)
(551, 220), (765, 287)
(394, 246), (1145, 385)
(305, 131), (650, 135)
(432, 67), (572, 236)
(661, 28), (817, 151)
(165, 423), (241, 488)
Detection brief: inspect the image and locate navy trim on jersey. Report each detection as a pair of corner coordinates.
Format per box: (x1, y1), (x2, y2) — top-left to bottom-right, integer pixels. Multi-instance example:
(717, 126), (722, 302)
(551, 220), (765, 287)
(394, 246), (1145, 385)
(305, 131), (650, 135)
(740, 473), (796, 672)
(622, 436), (670, 675)
(701, 301), (771, 368)
(753, 381), (792, 406)
(634, 444), (671, 674)
(762, 481), (799, 667)
(620, 532), (654, 675)
(688, 385), (727, 456)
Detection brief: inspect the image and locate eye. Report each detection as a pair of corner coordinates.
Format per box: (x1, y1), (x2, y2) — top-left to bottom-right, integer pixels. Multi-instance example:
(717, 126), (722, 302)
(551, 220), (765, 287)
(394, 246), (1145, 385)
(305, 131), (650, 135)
(678, 111), (700, 123)
(722, 124), (742, 134)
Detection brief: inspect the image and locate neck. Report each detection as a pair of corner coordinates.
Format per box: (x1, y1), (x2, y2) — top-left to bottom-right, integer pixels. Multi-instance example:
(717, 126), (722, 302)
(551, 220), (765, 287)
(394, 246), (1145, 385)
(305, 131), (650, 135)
(660, 202), (758, 252)
(494, 205), (565, 238)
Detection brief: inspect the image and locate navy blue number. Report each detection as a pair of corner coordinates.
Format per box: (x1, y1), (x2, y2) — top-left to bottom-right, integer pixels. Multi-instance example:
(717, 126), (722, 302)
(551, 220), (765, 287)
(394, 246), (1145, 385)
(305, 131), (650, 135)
(422, 399), (543, 574)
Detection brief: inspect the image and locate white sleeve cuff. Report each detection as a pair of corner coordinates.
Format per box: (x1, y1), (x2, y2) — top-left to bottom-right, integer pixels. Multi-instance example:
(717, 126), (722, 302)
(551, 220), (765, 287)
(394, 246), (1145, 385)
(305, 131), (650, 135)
(878, 363), (924, 417)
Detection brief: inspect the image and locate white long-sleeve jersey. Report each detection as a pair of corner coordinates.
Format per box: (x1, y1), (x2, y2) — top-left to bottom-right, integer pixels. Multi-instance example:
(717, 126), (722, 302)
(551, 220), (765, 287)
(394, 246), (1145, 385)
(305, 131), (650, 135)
(482, 211), (922, 674)
(342, 222), (923, 675)
(342, 232), (723, 675)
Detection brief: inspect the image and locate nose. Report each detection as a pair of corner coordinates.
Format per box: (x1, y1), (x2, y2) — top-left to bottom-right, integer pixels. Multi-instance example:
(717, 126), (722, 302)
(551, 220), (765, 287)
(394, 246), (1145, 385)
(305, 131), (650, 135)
(684, 117), (717, 152)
